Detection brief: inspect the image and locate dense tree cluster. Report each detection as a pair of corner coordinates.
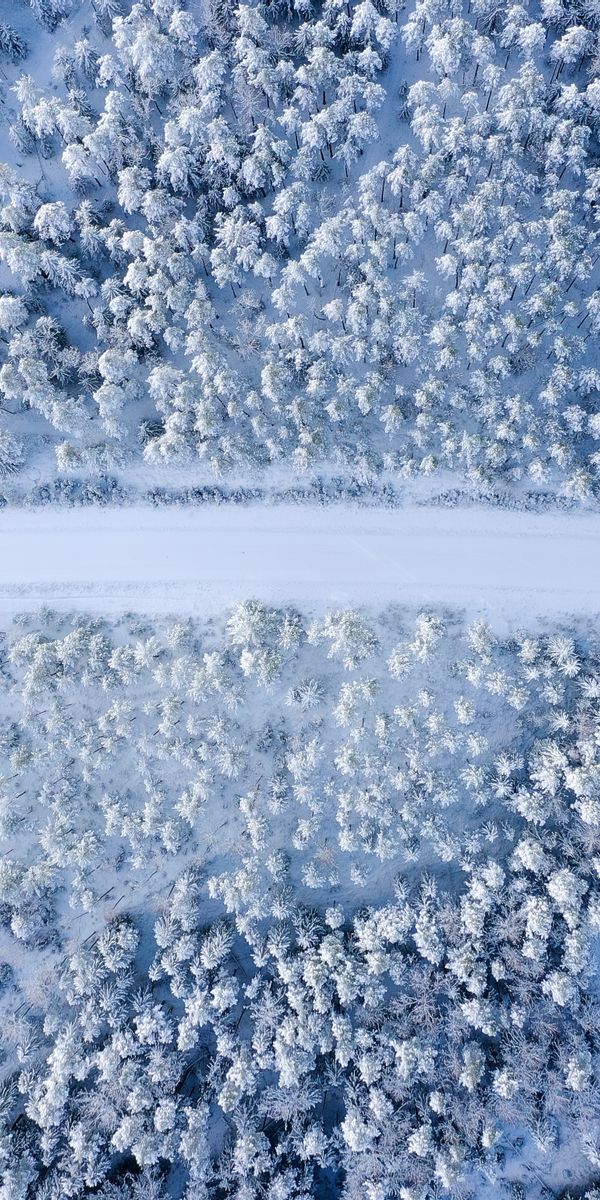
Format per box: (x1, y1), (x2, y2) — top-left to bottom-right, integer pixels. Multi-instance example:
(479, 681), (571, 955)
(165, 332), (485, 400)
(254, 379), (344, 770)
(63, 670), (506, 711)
(0, 0), (600, 496)
(0, 603), (599, 1197)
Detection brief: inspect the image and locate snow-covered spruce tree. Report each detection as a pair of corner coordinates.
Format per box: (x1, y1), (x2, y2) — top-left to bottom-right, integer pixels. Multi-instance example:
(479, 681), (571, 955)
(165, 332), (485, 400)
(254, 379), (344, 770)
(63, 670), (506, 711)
(0, 0), (599, 492)
(2, 605), (600, 1195)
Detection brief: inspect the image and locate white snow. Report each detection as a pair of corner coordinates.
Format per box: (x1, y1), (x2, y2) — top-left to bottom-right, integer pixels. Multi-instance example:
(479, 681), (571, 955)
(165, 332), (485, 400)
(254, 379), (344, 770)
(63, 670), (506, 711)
(0, 504), (598, 620)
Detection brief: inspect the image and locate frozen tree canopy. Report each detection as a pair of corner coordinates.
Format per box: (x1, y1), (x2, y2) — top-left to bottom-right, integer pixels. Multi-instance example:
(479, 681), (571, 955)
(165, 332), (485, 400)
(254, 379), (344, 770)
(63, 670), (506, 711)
(1, 0), (600, 1196)
(0, 603), (598, 1199)
(0, 0), (599, 500)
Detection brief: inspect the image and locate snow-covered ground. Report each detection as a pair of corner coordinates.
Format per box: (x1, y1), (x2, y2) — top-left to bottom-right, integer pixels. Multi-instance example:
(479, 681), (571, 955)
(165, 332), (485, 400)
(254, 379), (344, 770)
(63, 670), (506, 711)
(0, 504), (598, 620)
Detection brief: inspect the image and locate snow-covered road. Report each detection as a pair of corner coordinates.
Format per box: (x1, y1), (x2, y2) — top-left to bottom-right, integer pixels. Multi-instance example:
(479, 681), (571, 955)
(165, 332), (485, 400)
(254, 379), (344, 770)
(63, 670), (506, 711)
(0, 505), (598, 622)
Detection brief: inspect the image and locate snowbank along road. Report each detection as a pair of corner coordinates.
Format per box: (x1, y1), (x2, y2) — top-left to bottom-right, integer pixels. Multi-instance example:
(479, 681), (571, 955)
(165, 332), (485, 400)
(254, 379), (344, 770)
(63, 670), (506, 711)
(0, 506), (598, 622)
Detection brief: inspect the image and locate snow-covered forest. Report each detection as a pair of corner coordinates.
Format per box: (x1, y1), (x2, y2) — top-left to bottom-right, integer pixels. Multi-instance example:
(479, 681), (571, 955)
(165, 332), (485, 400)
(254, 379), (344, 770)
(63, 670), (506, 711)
(1, 0), (600, 499)
(2, 0), (600, 1195)
(0, 602), (598, 1199)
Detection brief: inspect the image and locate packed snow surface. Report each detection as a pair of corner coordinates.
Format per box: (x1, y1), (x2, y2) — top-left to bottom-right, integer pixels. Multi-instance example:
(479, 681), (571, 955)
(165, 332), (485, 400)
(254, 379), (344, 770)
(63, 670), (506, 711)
(0, 504), (599, 618)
